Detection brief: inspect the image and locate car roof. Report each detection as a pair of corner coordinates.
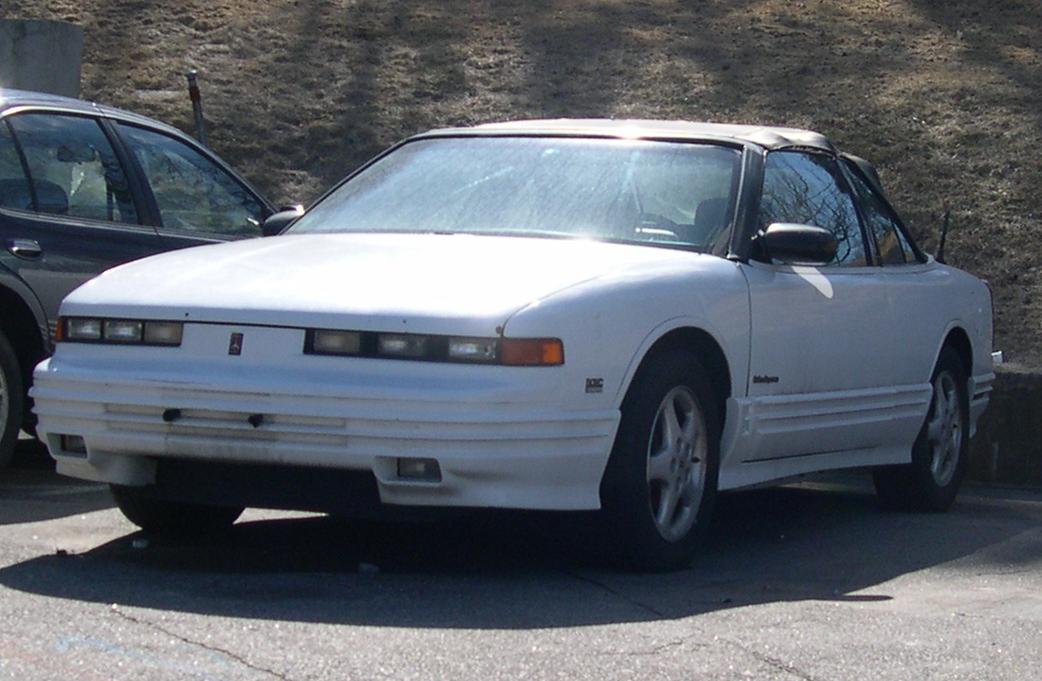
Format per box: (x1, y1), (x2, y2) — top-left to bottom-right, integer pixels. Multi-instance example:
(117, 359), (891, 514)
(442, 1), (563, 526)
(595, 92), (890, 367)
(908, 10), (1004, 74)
(416, 118), (836, 152)
(0, 87), (187, 139)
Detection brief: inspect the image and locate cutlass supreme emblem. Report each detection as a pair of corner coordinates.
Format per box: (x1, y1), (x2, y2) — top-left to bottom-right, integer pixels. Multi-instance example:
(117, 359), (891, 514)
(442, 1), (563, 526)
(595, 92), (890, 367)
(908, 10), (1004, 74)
(228, 332), (244, 356)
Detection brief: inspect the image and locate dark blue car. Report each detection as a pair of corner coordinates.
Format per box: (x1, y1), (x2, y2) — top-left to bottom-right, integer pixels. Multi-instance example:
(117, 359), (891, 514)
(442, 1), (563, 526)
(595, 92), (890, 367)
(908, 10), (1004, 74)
(0, 88), (273, 464)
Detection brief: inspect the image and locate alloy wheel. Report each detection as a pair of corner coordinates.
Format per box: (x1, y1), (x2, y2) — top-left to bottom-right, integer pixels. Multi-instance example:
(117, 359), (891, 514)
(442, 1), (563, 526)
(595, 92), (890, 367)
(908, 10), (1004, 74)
(645, 386), (709, 542)
(926, 370), (962, 487)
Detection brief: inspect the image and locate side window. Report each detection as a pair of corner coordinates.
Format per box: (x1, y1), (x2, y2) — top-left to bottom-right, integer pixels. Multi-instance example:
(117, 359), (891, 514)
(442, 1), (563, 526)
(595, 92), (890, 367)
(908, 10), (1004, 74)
(843, 160), (915, 265)
(759, 151), (867, 266)
(6, 113), (138, 223)
(0, 121), (33, 211)
(117, 123), (265, 238)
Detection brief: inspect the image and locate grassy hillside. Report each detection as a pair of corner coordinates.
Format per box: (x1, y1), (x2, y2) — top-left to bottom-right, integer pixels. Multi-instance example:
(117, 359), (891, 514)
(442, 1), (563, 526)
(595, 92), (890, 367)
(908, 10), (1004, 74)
(6, 0), (1042, 366)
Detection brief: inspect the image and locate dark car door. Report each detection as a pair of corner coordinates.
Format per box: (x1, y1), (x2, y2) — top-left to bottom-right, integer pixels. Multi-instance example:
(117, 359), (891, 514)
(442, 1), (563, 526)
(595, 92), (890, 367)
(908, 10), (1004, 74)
(112, 122), (270, 249)
(0, 112), (163, 329)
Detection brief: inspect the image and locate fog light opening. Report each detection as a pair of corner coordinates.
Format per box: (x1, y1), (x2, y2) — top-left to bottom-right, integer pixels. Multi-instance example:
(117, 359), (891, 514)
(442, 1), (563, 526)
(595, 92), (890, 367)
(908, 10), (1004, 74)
(396, 457), (441, 482)
(59, 434), (87, 456)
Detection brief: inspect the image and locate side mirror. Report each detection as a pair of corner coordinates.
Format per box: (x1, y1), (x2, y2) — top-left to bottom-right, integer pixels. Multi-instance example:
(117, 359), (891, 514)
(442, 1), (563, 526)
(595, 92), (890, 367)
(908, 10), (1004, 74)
(758, 223), (837, 265)
(262, 204), (304, 237)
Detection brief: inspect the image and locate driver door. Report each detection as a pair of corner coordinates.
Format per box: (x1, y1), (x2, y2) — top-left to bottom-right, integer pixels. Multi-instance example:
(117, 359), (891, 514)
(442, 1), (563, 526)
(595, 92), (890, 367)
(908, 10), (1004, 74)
(739, 150), (902, 464)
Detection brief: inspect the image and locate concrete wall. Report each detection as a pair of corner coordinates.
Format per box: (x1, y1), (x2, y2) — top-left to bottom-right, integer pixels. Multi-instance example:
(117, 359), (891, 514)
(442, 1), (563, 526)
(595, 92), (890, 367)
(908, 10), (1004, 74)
(0, 20), (83, 98)
(968, 370), (1042, 487)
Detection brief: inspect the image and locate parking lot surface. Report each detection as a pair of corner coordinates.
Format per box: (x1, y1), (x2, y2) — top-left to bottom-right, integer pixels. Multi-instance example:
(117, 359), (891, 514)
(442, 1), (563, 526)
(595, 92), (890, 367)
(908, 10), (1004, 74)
(2, 439), (1041, 681)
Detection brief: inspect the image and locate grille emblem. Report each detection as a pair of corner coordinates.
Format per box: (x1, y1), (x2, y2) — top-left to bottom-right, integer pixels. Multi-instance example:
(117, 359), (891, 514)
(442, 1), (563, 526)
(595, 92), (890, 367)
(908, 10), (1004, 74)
(228, 332), (244, 356)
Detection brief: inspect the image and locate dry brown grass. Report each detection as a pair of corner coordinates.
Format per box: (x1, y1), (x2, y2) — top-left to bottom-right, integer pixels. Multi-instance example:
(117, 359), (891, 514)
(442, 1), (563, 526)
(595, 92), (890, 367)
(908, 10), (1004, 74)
(5, 0), (1041, 365)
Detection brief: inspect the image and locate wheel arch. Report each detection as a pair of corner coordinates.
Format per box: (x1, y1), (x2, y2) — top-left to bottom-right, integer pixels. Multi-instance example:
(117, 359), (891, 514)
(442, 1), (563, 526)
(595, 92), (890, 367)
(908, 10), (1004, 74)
(0, 277), (50, 396)
(617, 323), (733, 430)
(936, 324), (973, 377)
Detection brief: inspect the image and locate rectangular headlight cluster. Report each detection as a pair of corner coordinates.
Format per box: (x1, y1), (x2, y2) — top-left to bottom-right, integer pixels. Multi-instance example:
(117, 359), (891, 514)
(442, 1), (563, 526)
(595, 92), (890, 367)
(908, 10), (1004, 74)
(59, 317), (183, 346)
(305, 329), (562, 366)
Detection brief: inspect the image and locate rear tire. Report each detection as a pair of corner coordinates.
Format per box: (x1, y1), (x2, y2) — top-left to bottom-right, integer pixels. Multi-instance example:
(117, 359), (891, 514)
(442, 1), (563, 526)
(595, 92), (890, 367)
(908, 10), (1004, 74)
(873, 347), (969, 511)
(111, 485), (244, 534)
(600, 350), (720, 571)
(0, 329), (25, 468)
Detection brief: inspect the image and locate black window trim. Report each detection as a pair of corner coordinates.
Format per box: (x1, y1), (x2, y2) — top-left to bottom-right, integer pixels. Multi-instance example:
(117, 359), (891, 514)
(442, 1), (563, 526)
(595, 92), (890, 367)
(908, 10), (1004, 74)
(836, 158), (885, 266)
(2, 117), (39, 211)
(753, 148), (875, 268)
(839, 157), (926, 265)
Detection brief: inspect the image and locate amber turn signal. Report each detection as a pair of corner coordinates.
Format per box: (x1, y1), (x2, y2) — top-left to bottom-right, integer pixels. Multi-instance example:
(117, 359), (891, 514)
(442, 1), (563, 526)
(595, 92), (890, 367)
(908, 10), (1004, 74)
(499, 338), (564, 366)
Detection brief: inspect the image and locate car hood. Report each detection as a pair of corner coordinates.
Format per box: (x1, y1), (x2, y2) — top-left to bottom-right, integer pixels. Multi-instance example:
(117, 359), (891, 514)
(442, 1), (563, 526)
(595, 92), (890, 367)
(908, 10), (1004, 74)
(61, 233), (705, 335)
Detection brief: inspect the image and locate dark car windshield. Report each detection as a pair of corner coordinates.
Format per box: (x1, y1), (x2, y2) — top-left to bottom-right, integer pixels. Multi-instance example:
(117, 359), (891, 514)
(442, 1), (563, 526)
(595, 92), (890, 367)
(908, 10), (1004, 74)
(289, 136), (742, 250)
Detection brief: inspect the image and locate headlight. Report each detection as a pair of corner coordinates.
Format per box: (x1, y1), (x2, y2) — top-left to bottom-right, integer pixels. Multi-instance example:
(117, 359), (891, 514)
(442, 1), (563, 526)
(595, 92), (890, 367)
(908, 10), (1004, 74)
(309, 329), (362, 355)
(304, 329), (563, 366)
(143, 321), (184, 346)
(377, 334), (427, 358)
(59, 317), (183, 347)
(447, 337), (497, 362)
(103, 319), (143, 343)
(64, 317), (102, 341)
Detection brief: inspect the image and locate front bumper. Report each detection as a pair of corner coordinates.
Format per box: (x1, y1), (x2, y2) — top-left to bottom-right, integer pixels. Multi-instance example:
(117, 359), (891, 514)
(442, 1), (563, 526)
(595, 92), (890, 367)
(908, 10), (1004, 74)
(32, 359), (620, 511)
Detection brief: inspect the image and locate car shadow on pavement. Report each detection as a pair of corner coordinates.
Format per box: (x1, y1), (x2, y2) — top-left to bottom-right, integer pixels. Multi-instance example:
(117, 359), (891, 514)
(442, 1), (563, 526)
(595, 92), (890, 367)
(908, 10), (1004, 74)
(1, 479), (1040, 628)
(0, 438), (113, 526)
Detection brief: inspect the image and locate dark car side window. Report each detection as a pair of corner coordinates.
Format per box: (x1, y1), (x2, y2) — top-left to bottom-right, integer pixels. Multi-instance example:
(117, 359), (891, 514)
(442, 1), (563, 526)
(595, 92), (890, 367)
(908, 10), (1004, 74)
(0, 121), (33, 211)
(6, 113), (138, 224)
(759, 151), (867, 267)
(117, 123), (264, 238)
(842, 160), (915, 265)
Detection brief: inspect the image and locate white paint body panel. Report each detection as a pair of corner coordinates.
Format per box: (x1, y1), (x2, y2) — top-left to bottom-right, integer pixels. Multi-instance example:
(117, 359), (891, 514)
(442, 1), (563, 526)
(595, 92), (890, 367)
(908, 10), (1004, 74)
(33, 232), (993, 511)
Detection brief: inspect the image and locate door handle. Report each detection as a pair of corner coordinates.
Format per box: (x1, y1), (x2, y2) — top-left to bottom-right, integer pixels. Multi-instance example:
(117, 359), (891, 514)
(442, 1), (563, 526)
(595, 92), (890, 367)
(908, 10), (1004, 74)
(7, 239), (42, 259)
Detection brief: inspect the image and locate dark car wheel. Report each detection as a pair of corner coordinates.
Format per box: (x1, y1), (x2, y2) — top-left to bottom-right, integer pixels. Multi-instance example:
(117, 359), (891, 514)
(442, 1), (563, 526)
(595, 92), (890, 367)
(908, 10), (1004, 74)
(111, 485), (244, 534)
(0, 329), (25, 468)
(600, 350), (720, 571)
(874, 347), (969, 512)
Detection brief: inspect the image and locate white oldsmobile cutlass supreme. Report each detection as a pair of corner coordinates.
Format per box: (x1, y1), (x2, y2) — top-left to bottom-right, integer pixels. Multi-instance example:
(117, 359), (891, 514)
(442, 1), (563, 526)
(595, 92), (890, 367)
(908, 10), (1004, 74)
(33, 120), (996, 570)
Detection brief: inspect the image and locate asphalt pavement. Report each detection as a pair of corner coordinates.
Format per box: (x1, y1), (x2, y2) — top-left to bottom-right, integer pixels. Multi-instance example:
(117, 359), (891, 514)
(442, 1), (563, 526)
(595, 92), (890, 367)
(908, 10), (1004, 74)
(2, 437), (1041, 680)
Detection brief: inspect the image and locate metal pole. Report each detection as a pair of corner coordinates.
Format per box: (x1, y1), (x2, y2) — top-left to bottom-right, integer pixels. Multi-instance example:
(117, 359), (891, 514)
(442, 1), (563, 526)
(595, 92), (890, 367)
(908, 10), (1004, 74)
(184, 68), (208, 147)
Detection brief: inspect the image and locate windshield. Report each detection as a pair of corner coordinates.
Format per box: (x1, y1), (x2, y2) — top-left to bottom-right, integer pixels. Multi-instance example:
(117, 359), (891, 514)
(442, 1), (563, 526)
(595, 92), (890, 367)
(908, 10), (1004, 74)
(290, 136), (742, 250)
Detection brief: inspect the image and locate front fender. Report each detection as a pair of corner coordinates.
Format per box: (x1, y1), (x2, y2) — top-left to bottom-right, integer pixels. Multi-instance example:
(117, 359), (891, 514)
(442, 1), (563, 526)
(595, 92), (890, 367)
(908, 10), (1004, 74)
(613, 315), (746, 409)
(501, 256), (751, 413)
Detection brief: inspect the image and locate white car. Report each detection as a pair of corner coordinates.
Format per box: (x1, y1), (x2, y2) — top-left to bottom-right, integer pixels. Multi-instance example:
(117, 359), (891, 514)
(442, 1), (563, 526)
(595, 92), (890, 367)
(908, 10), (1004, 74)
(32, 120), (996, 570)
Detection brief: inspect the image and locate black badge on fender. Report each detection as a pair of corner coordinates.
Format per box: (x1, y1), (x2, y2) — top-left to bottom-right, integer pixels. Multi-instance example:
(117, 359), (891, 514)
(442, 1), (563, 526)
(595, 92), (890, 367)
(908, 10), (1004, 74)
(228, 332), (244, 356)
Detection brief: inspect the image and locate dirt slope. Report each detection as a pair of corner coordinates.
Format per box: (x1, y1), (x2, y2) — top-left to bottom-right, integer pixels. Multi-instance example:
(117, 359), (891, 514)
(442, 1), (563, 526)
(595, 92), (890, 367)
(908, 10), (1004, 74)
(5, 0), (1042, 366)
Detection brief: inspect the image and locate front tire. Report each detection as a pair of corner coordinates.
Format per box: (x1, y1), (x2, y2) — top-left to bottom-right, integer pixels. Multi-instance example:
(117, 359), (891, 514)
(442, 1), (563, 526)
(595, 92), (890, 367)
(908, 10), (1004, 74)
(0, 329), (25, 468)
(873, 347), (969, 511)
(600, 350), (720, 571)
(111, 485), (244, 534)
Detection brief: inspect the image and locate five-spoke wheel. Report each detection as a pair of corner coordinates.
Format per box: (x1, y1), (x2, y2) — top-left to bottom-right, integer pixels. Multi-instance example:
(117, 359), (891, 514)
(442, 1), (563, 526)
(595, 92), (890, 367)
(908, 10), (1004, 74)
(646, 386), (709, 543)
(874, 347), (969, 511)
(601, 350), (720, 571)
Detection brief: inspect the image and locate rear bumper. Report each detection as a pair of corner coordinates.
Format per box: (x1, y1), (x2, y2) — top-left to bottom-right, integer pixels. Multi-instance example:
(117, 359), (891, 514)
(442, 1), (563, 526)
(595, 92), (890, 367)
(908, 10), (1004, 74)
(32, 360), (620, 511)
(969, 371), (995, 438)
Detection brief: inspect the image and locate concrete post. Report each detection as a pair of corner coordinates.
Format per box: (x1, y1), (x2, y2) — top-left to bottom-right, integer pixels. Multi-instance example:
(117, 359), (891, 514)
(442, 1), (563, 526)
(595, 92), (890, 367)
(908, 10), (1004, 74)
(0, 19), (83, 98)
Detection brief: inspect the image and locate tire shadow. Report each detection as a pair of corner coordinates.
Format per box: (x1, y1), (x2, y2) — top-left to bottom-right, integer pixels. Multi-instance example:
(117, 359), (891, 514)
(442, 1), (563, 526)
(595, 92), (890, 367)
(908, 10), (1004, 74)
(0, 438), (113, 526)
(1, 479), (1039, 629)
